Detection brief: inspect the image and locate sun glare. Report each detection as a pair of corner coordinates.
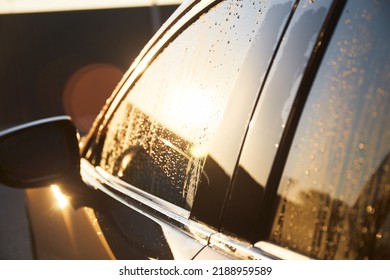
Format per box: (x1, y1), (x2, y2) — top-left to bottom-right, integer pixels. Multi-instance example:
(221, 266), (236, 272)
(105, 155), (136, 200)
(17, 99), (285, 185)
(167, 87), (217, 139)
(51, 184), (69, 209)
(189, 144), (209, 159)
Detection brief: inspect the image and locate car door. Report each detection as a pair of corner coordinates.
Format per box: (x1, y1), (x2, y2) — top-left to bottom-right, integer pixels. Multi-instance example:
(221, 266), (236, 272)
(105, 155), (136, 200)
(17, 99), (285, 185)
(79, 0), (300, 259)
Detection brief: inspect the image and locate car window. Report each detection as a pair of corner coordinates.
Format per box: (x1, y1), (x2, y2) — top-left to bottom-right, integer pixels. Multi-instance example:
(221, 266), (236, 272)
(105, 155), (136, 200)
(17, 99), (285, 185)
(86, 0), (284, 211)
(220, 0), (333, 240)
(269, 0), (390, 259)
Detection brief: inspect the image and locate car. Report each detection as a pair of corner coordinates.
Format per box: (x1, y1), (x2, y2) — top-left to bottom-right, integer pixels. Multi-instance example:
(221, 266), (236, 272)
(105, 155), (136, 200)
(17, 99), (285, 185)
(0, 0), (389, 260)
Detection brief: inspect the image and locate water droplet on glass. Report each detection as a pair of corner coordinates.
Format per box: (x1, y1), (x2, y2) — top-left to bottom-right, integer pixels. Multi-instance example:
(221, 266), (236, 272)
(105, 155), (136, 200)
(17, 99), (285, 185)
(366, 205), (375, 214)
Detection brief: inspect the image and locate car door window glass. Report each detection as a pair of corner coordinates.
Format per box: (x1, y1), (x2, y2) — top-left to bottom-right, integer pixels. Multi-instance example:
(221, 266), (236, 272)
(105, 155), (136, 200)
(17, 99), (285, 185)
(88, 0), (277, 211)
(220, 0), (332, 240)
(269, 0), (390, 259)
(191, 0), (298, 226)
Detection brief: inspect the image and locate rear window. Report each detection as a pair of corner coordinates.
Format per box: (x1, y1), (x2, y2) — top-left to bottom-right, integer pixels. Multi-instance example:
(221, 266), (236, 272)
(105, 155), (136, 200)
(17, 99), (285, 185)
(269, 0), (390, 259)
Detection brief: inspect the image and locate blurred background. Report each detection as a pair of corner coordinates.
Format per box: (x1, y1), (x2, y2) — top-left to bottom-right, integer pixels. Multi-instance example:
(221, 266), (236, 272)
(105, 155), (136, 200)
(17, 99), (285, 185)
(0, 0), (182, 259)
(0, 0), (182, 133)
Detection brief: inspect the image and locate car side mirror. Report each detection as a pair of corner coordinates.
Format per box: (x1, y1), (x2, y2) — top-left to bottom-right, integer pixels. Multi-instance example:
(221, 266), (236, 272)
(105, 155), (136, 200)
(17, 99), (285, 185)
(0, 116), (81, 188)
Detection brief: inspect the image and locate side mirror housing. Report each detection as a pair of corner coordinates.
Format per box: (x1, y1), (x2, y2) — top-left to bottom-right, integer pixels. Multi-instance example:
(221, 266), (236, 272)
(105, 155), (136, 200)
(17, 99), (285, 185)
(0, 116), (80, 188)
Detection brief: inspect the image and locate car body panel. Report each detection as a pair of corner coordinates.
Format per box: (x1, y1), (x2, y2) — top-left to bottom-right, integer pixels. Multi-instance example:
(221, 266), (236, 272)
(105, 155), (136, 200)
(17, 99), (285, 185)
(25, 159), (212, 259)
(25, 187), (115, 259)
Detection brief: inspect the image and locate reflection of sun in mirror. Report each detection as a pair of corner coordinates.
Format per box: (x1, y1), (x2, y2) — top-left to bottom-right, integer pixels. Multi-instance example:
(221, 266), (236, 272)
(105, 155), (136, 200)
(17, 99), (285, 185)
(51, 184), (69, 209)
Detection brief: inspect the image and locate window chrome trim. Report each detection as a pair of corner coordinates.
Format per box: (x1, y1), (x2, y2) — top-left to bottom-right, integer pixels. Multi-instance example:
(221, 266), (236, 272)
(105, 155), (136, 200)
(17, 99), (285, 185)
(254, 242), (311, 260)
(80, 158), (215, 245)
(95, 166), (191, 219)
(208, 233), (311, 260)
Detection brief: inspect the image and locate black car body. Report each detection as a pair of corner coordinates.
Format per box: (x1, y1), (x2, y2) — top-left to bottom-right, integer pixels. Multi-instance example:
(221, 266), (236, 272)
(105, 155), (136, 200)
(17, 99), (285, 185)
(0, 0), (389, 260)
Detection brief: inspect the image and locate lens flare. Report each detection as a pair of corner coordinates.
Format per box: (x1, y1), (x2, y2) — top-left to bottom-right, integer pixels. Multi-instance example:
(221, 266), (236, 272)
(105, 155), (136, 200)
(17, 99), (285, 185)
(51, 184), (69, 209)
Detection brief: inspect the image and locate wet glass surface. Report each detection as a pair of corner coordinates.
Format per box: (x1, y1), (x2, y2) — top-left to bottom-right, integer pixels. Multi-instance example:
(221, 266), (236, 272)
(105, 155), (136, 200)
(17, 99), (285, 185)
(269, 0), (390, 259)
(86, 0), (289, 211)
(221, 0), (332, 239)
